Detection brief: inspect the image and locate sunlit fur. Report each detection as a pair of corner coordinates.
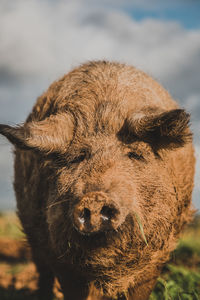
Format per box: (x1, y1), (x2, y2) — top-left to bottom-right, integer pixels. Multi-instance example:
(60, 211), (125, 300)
(0, 61), (195, 300)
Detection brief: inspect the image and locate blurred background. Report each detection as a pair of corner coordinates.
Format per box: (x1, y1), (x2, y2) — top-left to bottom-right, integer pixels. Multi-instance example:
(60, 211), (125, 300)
(0, 0), (199, 211)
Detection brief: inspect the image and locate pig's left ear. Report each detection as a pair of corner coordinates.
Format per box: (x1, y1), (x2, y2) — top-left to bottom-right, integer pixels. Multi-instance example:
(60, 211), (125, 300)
(122, 109), (192, 150)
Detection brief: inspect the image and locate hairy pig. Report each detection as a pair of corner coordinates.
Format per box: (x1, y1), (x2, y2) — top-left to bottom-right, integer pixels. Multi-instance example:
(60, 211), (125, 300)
(0, 61), (195, 300)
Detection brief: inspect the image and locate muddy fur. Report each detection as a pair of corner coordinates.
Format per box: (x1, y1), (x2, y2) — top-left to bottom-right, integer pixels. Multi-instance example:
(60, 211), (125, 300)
(0, 61), (195, 300)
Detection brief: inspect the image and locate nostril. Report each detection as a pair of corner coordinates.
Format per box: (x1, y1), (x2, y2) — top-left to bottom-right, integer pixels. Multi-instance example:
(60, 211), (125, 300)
(100, 205), (119, 221)
(83, 208), (91, 220)
(78, 208), (91, 224)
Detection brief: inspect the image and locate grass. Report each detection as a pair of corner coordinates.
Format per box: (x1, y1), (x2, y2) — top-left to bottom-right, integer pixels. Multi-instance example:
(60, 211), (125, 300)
(150, 216), (200, 300)
(6, 264), (26, 276)
(150, 265), (200, 300)
(0, 212), (199, 299)
(134, 212), (148, 245)
(0, 213), (24, 240)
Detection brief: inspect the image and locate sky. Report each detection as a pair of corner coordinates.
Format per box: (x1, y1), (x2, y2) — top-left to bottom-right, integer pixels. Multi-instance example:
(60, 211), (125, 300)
(0, 0), (199, 211)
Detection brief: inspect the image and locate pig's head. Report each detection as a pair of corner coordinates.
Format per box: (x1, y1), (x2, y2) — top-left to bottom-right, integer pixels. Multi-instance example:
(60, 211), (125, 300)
(0, 104), (191, 265)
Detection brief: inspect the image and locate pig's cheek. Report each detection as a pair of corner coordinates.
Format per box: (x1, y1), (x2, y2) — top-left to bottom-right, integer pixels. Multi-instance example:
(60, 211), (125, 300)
(46, 205), (68, 249)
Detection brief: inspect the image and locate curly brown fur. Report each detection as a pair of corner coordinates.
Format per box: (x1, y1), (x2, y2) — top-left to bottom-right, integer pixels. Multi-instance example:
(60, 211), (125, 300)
(0, 61), (195, 300)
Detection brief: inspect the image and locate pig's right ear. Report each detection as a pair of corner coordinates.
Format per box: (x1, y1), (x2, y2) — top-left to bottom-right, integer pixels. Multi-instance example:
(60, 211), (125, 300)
(0, 114), (74, 154)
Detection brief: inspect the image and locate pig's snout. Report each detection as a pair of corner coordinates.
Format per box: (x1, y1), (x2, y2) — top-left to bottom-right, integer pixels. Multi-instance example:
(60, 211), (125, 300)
(73, 192), (121, 235)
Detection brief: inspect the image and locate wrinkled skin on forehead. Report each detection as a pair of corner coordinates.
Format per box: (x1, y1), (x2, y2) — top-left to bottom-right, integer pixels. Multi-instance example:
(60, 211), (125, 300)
(0, 61), (195, 300)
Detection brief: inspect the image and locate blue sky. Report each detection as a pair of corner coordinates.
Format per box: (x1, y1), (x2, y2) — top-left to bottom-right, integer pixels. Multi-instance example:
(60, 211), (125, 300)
(0, 0), (200, 210)
(128, 4), (200, 29)
(92, 0), (200, 29)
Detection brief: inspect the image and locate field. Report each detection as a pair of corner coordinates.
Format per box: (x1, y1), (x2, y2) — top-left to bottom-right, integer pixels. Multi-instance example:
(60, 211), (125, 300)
(0, 212), (199, 300)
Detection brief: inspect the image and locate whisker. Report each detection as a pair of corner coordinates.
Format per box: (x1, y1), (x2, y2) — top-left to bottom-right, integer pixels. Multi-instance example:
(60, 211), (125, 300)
(57, 241), (72, 260)
(57, 249), (68, 260)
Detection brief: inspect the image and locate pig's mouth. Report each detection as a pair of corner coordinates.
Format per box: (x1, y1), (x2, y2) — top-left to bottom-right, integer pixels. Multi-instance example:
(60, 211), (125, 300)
(56, 214), (137, 270)
(73, 214), (119, 237)
(70, 213), (135, 251)
(72, 221), (118, 247)
(56, 214), (136, 266)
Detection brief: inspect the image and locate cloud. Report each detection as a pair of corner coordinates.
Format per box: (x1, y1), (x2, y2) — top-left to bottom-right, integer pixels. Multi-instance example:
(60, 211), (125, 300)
(1, 0), (200, 84)
(0, 0), (199, 210)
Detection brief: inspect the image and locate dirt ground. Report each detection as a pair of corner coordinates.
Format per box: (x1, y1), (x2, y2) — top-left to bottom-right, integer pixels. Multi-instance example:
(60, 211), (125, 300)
(0, 237), (64, 300)
(0, 212), (65, 300)
(0, 237), (109, 300)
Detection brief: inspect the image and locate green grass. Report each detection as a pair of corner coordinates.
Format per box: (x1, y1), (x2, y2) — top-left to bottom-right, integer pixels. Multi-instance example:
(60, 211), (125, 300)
(0, 213), (24, 240)
(150, 265), (200, 300)
(150, 216), (200, 299)
(134, 212), (148, 245)
(6, 264), (26, 275)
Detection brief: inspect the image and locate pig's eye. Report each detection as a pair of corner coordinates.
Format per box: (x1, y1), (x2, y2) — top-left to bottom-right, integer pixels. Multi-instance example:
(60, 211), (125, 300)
(70, 153), (87, 164)
(127, 151), (144, 161)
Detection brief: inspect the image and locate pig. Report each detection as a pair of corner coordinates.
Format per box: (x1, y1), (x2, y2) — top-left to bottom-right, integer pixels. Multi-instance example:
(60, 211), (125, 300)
(0, 61), (195, 300)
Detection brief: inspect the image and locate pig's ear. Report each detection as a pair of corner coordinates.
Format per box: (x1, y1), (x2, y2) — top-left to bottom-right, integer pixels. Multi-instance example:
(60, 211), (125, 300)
(122, 109), (192, 150)
(0, 114), (74, 154)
